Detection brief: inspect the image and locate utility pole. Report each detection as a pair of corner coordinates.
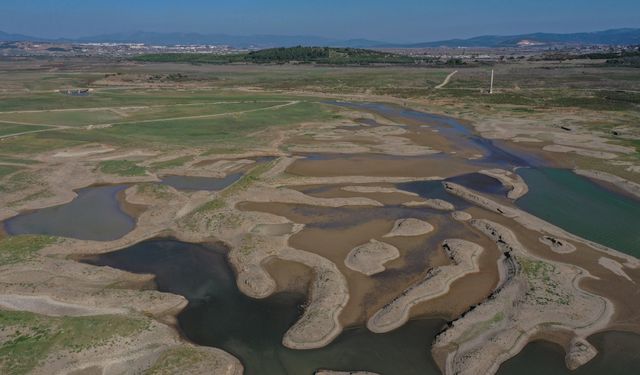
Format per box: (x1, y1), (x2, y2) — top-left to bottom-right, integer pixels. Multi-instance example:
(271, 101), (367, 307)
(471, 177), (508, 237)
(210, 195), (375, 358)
(490, 69), (494, 94)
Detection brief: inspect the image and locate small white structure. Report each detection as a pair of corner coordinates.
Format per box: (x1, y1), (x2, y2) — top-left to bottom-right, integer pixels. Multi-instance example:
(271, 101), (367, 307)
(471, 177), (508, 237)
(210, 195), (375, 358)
(490, 69), (494, 94)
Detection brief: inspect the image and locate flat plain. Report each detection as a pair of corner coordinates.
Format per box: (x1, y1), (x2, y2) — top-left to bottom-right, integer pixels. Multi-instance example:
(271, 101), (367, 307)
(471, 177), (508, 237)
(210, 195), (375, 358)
(0, 56), (639, 375)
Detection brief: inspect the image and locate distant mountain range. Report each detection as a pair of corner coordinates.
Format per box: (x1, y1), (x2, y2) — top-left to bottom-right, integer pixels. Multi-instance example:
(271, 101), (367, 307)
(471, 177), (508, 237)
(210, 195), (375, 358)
(1, 28), (639, 48)
(399, 28), (640, 48)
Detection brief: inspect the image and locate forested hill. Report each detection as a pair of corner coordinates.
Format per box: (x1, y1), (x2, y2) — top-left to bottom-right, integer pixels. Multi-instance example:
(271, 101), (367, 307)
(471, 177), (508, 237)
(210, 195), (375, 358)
(132, 46), (421, 65)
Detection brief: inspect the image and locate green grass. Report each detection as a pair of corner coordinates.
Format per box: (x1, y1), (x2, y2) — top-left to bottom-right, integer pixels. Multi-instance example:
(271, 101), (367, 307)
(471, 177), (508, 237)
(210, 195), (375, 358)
(0, 100), (332, 155)
(0, 310), (150, 375)
(0, 170), (42, 193)
(136, 183), (173, 199)
(0, 235), (58, 266)
(149, 156), (194, 170)
(0, 110), (123, 127)
(145, 346), (214, 375)
(57, 101), (330, 149)
(0, 101), (285, 127)
(0, 90), (307, 113)
(98, 160), (147, 176)
(0, 165), (20, 178)
(0, 123), (52, 137)
(0, 133), (82, 155)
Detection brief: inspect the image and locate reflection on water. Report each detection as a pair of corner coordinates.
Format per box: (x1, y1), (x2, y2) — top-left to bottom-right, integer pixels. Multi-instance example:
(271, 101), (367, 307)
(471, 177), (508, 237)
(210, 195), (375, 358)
(4, 184), (134, 241)
(82, 239), (445, 375)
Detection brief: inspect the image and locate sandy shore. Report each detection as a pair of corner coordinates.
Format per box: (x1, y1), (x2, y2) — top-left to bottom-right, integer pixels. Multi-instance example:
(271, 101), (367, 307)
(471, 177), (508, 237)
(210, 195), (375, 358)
(574, 169), (640, 200)
(344, 239), (400, 276)
(433, 219), (614, 375)
(2, 94), (638, 375)
(479, 168), (529, 199)
(368, 239), (484, 333)
(443, 181), (640, 268)
(383, 218), (434, 237)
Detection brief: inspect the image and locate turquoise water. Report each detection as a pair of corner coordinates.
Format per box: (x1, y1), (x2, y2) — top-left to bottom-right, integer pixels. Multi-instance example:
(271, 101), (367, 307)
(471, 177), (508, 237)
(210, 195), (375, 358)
(516, 168), (640, 257)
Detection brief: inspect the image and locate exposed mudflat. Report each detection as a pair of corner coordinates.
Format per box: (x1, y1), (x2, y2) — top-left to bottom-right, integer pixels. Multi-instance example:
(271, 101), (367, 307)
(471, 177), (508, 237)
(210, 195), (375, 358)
(1, 99), (639, 375)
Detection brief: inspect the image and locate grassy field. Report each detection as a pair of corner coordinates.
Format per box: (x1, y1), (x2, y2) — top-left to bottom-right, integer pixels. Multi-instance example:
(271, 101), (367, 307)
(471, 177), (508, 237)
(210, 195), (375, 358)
(0, 235), (58, 266)
(0, 100), (293, 128)
(0, 165), (21, 178)
(0, 57), (637, 164)
(98, 160), (147, 176)
(0, 123), (53, 137)
(0, 99), (334, 154)
(0, 310), (150, 375)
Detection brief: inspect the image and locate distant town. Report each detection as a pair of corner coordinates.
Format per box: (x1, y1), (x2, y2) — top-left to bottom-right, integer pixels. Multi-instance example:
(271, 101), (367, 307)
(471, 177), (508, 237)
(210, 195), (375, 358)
(1, 40), (637, 65)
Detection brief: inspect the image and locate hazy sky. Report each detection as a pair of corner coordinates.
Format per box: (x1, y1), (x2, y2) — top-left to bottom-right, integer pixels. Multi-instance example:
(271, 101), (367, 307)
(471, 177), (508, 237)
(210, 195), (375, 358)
(1, 0), (639, 43)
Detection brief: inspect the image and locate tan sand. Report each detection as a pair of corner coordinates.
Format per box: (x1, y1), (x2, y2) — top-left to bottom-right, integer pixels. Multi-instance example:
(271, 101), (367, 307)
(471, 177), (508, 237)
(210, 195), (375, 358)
(598, 257), (633, 282)
(433, 219), (614, 375)
(574, 169), (640, 200)
(383, 218), (434, 238)
(443, 182), (640, 268)
(403, 199), (455, 211)
(368, 239), (484, 333)
(345, 239), (400, 276)
(479, 168), (529, 199)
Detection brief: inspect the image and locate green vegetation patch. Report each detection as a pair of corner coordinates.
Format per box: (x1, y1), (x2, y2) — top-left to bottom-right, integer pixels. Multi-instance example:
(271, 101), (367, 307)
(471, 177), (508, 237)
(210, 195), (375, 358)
(0, 165), (20, 178)
(519, 258), (571, 305)
(149, 156), (194, 170)
(0, 133), (82, 155)
(0, 101), (285, 128)
(2, 101), (330, 154)
(0, 310), (150, 375)
(0, 171), (42, 194)
(0, 123), (52, 137)
(98, 160), (147, 176)
(145, 346), (215, 375)
(0, 235), (58, 266)
(221, 158), (276, 197)
(0, 110), (123, 128)
(134, 46), (423, 65)
(136, 183), (174, 199)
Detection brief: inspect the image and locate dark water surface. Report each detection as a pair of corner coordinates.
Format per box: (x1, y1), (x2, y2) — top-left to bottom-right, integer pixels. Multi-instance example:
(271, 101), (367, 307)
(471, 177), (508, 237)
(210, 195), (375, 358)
(397, 179), (472, 209)
(4, 184), (134, 241)
(516, 168), (640, 257)
(446, 172), (508, 196)
(498, 331), (640, 375)
(82, 239), (446, 375)
(160, 172), (243, 191)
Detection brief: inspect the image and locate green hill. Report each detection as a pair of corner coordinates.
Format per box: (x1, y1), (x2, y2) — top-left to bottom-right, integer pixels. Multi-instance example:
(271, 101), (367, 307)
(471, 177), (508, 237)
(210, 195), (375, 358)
(132, 46), (422, 65)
